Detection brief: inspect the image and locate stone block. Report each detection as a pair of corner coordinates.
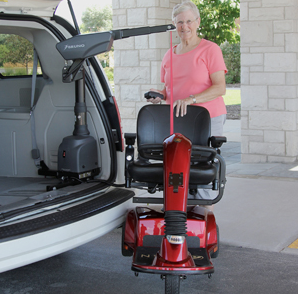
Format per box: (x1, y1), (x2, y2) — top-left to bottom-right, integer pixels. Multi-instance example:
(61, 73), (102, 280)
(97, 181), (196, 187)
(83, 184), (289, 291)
(286, 72), (298, 85)
(241, 154), (267, 163)
(148, 7), (172, 19)
(127, 8), (147, 26)
(285, 6), (298, 20)
(274, 34), (284, 47)
(151, 61), (162, 84)
(137, 0), (159, 7)
(160, 0), (170, 7)
(250, 46), (284, 53)
(114, 38), (134, 50)
(285, 99), (298, 111)
(285, 33), (298, 52)
(118, 15), (127, 27)
(249, 7), (284, 21)
(113, 50), (121, 67)
(269, 86), (297, 98)
(140, 61), (150, 67)
(241, 86), (268, 110)
(273, 20), (295, 33)
(241, 53), (263, 66)
(119, 106), (136, 119)
(264, 130), (285, 143)
(249, 141), (285, 156)
(140, 49), (160, 61)
(241, 136), (249, 153)
(264, 53), (297, 72)
(286, 131), (298, 156)
(149, 33), (170, 49)
(112, 0), (120, 9)
(121, 85), (141, 101)
(241, 21), (273, 46)
(241, 66), (249, 84)
(114, 67), (150, 84)
(121, 118), (137, 133)
(135, 35), (149, 49)
(249, 2), (262, 7)
(249, 111), (297, 131)
(262, 0), (295, 7)
(240, 2), (248, 21)
(120, 50), (139, 66)
(250, 73), (285, 85)
(268, 155), (297, 163)
(268, 99), (285, 110)
(119, 0), (137, 8)
(250, 66), (264, 71)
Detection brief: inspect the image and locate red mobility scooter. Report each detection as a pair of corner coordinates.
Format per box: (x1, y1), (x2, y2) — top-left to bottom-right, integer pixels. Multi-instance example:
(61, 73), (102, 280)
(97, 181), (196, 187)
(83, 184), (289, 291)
(123, 103), (227, 293)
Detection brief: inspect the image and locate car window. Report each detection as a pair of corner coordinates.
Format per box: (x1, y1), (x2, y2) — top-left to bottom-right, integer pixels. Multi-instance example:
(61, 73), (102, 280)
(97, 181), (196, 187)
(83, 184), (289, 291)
(0, 34), (42, 77)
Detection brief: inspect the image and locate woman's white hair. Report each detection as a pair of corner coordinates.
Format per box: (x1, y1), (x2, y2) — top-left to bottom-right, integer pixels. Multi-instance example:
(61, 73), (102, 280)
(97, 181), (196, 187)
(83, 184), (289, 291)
(172, 1), (200, 22)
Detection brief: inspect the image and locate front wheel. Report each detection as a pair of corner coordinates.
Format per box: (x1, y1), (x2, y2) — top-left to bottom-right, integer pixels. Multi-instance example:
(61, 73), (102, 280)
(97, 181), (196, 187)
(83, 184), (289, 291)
(165, 275), (180, 294)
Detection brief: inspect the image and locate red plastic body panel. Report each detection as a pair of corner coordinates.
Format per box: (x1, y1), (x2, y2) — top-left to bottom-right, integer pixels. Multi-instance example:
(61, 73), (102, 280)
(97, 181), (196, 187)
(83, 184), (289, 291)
(163, 133), (191, 212)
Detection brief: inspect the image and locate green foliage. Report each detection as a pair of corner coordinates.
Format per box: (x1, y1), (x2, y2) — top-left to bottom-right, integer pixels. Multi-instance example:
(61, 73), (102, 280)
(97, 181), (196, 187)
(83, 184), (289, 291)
(2, 67), (28, 76)
(221, 42), (240, 84)
(104, 67), (114, 81)
(80, 5), (112, 33)
(0, 44), (8, 67)
(0, 34), (33, 74)
(193, 0), (240, 45)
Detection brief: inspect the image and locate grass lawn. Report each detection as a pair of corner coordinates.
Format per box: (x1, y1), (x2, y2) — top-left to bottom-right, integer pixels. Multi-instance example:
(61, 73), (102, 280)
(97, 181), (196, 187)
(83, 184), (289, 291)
(223, 89), (241, 105)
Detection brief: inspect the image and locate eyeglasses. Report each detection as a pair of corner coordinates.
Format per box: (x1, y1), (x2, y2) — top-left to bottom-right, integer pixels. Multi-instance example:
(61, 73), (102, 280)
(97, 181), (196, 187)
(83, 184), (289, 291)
(175, 18), (198, 27)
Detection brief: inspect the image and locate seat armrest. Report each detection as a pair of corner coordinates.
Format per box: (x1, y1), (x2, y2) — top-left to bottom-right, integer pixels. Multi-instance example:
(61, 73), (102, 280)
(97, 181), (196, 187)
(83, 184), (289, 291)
(191, 145), (217, 162)
(124, 133), (136, 145)
(139, 143), (164, 160)
(209, 136), (227, 148)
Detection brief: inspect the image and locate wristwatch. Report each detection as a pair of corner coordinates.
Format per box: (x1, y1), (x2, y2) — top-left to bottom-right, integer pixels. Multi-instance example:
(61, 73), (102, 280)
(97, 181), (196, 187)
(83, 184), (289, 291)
(189, 95), (196, 104)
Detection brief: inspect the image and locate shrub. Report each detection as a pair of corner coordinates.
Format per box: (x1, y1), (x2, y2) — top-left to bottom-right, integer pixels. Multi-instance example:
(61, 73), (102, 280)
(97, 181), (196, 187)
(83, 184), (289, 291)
(104, 67), (114, 81)
(220, 42), (240, 84)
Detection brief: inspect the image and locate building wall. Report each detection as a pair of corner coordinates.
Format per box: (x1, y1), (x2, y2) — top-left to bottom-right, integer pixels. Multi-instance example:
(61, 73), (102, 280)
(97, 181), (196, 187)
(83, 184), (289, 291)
(113, 0), (298, 163)
(240, 0), (298, 163)
(112, 0), (180, 133)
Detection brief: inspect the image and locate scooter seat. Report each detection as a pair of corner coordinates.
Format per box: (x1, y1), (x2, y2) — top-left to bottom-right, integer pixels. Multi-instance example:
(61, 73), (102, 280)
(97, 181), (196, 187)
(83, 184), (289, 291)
(128, 161), (217, 185)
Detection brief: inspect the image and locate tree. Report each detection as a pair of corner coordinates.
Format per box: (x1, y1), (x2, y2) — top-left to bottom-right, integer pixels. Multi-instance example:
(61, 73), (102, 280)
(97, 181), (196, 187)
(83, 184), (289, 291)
(80, 5), (113, 69)
(193, 0), (240, 45)
(2, 34), (33, 74)
(80, 5), (112, 33)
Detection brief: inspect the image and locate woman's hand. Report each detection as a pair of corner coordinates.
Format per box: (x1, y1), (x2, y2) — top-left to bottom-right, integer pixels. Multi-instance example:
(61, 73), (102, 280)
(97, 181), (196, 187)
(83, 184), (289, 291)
(173, 97), (193, 117)
(146, 88), (165, 104)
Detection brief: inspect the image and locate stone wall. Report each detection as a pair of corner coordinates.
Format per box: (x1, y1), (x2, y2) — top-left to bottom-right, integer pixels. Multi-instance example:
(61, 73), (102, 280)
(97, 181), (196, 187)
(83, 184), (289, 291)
(112, 0), (180, 133)
(240, 0), (298, 163)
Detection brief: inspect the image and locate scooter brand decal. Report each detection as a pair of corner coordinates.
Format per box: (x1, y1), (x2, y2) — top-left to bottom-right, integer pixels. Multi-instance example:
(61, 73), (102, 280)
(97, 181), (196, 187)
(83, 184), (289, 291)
(141, 254), (151, 259)
(174, 138), (182, 143)
(192, 255), (204, 260)
(64, 44), (85, 50)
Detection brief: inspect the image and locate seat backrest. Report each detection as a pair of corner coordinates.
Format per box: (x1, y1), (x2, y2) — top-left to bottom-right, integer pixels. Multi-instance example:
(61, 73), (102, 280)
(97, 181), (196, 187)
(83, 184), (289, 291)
(137, 105), (211, 152)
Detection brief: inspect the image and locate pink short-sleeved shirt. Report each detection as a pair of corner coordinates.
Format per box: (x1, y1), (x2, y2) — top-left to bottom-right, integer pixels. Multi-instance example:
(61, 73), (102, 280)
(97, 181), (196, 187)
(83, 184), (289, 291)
(161, 39), (227, 118)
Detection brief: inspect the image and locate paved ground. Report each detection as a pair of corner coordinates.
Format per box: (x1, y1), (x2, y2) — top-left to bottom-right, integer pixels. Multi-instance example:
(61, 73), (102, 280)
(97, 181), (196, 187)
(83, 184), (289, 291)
(0, 119), (297, 293)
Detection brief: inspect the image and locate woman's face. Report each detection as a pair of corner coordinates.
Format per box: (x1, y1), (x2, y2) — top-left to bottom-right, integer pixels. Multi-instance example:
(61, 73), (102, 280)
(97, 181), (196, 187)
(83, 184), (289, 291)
(174, 9), (200, 41)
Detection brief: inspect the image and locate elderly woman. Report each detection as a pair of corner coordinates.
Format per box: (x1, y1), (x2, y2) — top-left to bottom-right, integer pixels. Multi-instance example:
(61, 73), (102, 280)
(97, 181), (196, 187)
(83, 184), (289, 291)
(147, 0), (227, 203)
(148, 0), (227, 137)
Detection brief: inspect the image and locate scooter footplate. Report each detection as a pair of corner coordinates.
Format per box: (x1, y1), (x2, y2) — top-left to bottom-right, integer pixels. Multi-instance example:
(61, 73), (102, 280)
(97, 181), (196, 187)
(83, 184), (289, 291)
(132, 246), (214, 275)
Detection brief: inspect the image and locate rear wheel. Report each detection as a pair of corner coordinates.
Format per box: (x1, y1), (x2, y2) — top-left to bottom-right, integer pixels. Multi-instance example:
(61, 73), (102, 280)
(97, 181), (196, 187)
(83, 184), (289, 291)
(165, 275), (180, 294)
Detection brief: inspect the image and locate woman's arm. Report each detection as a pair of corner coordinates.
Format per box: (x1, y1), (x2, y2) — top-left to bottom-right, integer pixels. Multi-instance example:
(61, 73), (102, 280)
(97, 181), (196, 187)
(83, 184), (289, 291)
(173, 70), (226, 117)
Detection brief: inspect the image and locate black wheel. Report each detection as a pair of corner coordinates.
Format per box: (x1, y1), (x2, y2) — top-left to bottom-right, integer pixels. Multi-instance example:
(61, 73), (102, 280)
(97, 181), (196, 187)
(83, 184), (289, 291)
(211, 224), (219, 258)
(121, 222), (133, 256)
(165, 275), (180, 294)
